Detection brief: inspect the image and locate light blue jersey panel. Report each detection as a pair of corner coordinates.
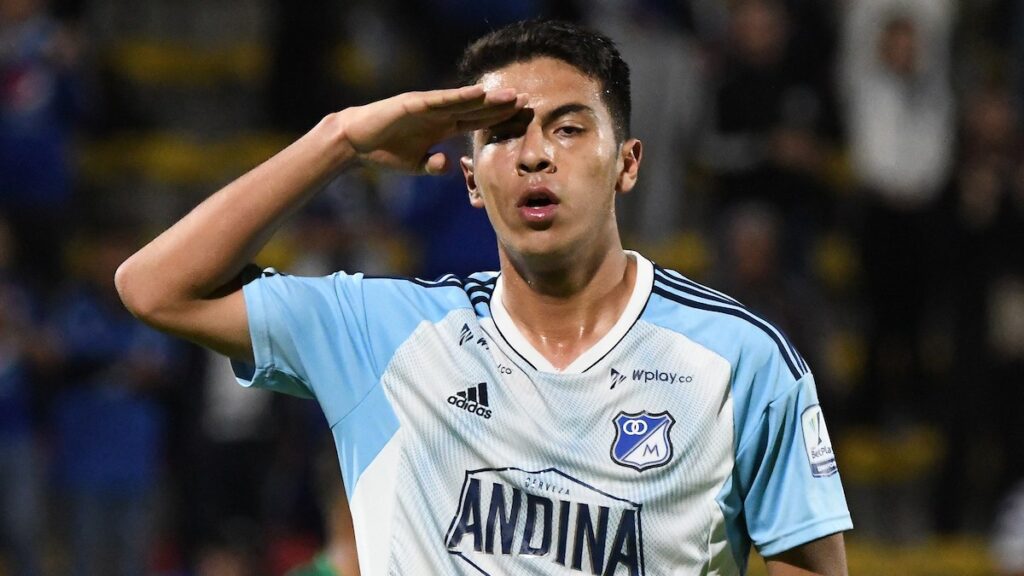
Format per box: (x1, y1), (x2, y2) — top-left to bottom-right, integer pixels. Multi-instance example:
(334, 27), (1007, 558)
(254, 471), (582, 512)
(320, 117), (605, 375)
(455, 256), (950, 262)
(645, 266), (851, 565)
(233, 271), (473, 494)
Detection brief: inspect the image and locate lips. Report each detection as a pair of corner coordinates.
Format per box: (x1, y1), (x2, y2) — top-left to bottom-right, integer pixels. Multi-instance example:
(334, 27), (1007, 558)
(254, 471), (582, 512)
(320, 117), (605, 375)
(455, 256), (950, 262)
(516, 187), (560, 225)
(516, 187), (560, 208)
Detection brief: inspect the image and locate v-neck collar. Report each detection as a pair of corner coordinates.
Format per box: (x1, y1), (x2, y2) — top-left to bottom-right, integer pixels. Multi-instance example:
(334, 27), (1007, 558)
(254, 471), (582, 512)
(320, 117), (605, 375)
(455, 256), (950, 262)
(488, 251), (654, 374)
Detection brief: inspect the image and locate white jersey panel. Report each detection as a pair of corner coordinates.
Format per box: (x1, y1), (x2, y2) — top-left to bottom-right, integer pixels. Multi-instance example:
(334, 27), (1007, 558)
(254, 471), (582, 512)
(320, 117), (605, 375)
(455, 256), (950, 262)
(347, 433), (401, 576)
(374, 306), (736, 574)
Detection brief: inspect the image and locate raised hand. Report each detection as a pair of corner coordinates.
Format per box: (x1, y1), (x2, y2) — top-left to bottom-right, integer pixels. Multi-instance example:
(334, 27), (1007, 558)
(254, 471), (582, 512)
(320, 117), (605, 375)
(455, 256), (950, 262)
(338, 85), (524, 175)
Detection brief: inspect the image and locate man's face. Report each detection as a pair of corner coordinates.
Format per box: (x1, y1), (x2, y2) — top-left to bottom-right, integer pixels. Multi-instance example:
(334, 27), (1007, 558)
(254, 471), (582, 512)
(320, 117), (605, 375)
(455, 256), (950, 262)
(461, 57), (640, 266)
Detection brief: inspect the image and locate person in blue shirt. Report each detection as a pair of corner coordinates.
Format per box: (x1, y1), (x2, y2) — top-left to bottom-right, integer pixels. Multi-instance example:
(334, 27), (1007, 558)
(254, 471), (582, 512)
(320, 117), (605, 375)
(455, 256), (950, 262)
(0, 0), (82, 287)
(115, 19), (850, 575)
(0, 217), (43, 576)
(51, 226), (175, 576)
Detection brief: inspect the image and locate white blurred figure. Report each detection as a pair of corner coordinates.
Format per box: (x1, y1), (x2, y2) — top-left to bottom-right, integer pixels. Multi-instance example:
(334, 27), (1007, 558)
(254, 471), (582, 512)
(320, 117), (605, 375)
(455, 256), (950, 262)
(839, 0), (957, 425)
(841, 0), (956, 206)
(994, 481), (1024, 576)
(583, 0), (707, 243)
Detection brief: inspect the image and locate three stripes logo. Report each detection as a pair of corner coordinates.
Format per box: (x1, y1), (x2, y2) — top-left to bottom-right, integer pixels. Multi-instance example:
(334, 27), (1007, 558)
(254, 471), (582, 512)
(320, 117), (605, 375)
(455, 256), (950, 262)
(609, 368), (627, 389)
(448, 382), (493, 419)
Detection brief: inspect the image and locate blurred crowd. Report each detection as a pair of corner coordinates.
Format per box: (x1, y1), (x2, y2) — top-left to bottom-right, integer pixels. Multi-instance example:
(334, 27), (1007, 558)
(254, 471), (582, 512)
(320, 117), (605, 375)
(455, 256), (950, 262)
(2, 0), (1024, 574)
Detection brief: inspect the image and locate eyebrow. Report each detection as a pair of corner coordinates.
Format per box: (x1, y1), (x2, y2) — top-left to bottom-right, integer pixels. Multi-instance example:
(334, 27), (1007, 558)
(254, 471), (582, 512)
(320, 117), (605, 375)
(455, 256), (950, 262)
(541, 103), (595, 125)
(478, 102), (596, 140)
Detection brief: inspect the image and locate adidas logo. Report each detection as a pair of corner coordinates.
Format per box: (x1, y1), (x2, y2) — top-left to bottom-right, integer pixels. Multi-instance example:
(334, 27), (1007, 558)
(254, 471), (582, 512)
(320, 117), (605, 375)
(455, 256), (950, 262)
(609, 368), (627, 389)
(448, 382), (493, 419)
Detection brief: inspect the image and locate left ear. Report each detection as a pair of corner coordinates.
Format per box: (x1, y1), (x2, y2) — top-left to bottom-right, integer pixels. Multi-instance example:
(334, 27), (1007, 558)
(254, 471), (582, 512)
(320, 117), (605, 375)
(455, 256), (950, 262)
(461, 155), (485, 209)
(615, 138), (643, 194)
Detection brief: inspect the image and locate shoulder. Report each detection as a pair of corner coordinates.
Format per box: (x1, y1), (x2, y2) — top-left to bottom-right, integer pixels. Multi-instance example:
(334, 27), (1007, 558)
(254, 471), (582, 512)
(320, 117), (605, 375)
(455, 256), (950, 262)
(247, 267), (498, 319)
(642, 264), (809, 383)
(362, 271), (498, 314)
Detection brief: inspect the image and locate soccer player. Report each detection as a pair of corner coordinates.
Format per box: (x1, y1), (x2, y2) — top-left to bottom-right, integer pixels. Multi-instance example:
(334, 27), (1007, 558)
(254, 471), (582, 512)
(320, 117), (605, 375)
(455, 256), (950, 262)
(115, 19), (851, 575)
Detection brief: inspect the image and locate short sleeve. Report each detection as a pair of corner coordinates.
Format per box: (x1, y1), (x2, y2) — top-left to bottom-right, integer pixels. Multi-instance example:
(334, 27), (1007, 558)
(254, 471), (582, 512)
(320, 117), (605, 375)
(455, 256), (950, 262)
(232, 271), (379, 426)
(741, 372), (853, 557)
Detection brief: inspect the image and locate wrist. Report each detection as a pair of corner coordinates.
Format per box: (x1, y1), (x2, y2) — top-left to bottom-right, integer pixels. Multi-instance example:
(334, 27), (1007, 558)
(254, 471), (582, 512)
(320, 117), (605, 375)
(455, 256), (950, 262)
(315, 111), (359, 171)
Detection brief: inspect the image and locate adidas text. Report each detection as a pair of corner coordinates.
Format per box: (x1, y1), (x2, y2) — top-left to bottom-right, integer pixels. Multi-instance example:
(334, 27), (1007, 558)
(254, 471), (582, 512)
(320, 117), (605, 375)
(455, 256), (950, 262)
(448, 382), (493, 419)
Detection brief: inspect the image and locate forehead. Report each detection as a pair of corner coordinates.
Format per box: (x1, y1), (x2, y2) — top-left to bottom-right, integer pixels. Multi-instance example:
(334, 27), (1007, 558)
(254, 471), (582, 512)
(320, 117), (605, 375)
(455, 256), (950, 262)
(478, 57), (608, 117)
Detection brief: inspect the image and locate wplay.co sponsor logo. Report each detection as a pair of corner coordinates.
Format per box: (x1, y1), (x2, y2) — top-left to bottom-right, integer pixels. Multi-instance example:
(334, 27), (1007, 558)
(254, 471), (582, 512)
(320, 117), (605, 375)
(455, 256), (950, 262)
(609, 367), (694, 388)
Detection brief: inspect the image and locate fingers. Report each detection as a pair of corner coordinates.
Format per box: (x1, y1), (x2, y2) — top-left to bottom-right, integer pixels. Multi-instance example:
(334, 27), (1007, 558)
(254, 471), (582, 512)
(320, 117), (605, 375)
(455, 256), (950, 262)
(420, 86), (483, 111)
(451, 106), (520, 130)
(456, 115), (513, 133)
(421, 85), (519, 113)
(452, 93), (525, 121)
(453, 93), (527, 132)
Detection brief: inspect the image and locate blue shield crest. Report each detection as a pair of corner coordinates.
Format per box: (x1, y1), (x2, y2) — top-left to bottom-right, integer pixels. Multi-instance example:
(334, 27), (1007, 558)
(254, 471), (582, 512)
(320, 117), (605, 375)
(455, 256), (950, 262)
(611, 411), (675, 471)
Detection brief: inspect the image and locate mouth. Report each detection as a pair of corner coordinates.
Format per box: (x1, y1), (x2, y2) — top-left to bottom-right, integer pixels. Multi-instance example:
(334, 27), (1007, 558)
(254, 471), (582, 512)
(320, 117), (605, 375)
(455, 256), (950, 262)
(516, 187), (560, 209)
(516, 187), (560, 227)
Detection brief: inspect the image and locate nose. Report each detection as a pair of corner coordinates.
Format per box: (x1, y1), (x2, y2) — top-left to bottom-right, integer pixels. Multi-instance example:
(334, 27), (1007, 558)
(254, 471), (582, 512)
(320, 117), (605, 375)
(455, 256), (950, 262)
(516, 124), (555, 175)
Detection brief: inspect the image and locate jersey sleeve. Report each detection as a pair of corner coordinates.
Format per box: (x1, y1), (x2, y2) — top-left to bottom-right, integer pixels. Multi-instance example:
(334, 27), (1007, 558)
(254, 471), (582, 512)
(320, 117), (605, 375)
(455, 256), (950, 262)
(738, 367), (853, 557)
(232, 271), (379, 426)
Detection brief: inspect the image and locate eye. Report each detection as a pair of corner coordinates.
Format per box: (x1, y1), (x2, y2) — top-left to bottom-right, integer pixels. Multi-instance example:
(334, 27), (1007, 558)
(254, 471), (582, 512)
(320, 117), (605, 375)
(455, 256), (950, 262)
(484, 120), (528, 144)
(486, 130), (515, 144)
(555, 125), (584, 137)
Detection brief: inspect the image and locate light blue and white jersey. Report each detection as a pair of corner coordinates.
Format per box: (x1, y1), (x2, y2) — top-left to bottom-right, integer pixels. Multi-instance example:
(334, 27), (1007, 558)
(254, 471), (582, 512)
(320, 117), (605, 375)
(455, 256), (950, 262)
(234, 251), (852, 575)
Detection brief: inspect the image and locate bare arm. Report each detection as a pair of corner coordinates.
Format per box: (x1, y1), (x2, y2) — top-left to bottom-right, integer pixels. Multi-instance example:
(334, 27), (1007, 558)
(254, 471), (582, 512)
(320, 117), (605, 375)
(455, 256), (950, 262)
(115, 85), (524, 361)
(765, 533), (848, 576)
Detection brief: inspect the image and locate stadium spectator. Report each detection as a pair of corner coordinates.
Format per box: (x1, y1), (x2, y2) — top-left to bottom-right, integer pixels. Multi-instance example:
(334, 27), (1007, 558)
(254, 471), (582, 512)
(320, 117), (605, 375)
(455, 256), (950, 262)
(285, 445), (360, 576)
(703, 0), (836, 275)
(714, 201), (826, 384)
(0, 215), (43, 576)
(994, 480), (1024, 576)
(583, 0), (706, 244)
(49, 225), (176, 576)
(183, 348), (276, 568)
(194, 519), (265, 576)
(391, 137), (499, 278)
(937, 84), (1023, 532)
(0, 0), (83, 287)
(839, 0), (956, 426)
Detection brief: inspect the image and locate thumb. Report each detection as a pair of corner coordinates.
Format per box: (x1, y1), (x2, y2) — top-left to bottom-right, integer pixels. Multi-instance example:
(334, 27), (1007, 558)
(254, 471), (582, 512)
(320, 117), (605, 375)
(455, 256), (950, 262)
(423, 152), (448, 175)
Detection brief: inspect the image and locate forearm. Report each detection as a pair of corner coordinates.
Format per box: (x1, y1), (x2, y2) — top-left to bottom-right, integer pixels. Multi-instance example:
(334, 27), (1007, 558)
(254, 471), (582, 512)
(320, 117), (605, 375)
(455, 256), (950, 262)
(115, 84), (520, 356)
(116, 112), (354, 324)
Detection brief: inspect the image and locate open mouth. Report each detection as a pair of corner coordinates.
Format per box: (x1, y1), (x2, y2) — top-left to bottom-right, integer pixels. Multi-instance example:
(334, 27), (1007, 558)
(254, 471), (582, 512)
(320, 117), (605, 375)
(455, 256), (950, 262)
(517, 188), (560, 226)
(517, 188), (560, 208)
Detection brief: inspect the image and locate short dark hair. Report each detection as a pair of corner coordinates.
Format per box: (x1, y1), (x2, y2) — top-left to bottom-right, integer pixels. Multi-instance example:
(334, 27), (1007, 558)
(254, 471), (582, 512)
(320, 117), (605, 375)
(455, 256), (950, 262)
(457, 19), (632, 142)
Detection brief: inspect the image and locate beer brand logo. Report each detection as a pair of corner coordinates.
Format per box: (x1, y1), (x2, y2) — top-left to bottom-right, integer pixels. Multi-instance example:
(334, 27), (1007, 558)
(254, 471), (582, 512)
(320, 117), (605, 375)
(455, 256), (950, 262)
(445, 467), (645, 575)
(801, 405), (837, 478)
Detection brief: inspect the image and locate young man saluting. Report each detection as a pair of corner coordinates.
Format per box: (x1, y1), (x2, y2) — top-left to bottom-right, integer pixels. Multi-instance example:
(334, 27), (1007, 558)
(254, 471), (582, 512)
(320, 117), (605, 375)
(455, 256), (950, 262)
(116, 19), (851, 576)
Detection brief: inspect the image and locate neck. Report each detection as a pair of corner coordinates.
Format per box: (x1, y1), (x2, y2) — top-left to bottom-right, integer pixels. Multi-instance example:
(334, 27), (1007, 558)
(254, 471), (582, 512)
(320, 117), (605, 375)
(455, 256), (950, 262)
(497, 244), (635, 370)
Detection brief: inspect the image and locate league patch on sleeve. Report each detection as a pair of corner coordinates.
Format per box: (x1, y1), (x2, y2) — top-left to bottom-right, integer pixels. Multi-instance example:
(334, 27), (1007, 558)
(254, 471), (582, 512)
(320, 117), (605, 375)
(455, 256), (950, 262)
(801, 405), (838, 478)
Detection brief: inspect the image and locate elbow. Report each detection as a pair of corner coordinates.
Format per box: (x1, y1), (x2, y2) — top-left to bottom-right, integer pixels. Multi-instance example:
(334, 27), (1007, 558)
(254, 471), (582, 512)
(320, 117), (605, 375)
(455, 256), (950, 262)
(114, 257), (162, 324)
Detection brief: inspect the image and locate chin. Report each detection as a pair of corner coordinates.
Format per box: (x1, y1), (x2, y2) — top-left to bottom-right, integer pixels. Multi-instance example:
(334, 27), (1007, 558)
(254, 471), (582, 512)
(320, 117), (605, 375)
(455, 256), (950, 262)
(503, 232), (578, 268)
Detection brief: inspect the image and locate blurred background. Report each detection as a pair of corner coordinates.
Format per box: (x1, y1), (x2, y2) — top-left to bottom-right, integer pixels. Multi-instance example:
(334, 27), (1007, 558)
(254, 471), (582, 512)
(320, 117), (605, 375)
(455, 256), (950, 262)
(1, 0), (1023, 574)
